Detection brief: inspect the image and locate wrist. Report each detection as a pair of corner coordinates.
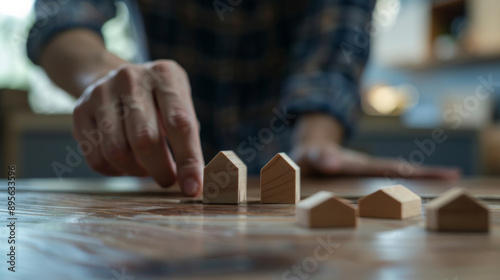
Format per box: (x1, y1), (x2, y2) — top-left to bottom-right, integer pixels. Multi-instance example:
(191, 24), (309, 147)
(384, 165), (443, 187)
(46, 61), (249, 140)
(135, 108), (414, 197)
(292, 113), (344, 147)
(77, 51), (126, 94)
(39, 29), (127, 98)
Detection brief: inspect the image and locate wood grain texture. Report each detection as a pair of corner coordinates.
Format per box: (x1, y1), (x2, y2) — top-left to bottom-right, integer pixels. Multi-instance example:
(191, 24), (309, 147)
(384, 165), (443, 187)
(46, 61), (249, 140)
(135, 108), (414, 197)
(260, 153), (300, 204)
(297, 191), (357, 228)
(358, 185), (422, 219)
(426, 187), (490, 231)
(2, 178), (500, 280)
(203, 151), (247, 204)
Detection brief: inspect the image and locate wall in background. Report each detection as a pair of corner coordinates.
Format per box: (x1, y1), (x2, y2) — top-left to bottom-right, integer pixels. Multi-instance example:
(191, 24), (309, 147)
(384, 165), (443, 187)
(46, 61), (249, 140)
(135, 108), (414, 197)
(362, 0), (500, 128)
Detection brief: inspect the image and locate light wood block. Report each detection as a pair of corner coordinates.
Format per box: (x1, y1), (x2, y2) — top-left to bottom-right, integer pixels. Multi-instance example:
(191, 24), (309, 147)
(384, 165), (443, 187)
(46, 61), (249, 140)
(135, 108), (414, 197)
(358, 185), (421, 219)
(260, 153), (300, 204)
(426, 187), (490, 232)
(203, 151), (247, 204)
(297, 191), (357, 228)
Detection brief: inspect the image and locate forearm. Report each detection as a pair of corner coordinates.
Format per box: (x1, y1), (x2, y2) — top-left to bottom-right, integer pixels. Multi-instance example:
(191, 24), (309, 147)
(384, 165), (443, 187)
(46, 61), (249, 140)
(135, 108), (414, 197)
(281, 0), (375, 141)
(39, 29), (126, 98)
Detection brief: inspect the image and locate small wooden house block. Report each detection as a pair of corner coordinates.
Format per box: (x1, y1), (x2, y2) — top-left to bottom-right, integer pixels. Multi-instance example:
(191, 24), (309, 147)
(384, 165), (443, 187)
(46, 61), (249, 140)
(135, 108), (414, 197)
(260, 153), (300, 204)
(426, 188), (490, 232)
(203, 151), (247, 204)
(297, 191), (357, 228)
(358, 185), (421, 219)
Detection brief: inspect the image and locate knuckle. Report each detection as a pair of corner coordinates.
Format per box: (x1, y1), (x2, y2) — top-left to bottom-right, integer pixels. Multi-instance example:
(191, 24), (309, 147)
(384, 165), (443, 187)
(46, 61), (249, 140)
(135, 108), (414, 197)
(152, 60), (190, 92)
(129, 86), (148, 102)
(154, 60), (178, 73)
(177, 156), (203, 174)
(104, 140), (130, 162)
(93, 82), (106, 93)
(115, 66), (136, 81)
(115, 66), (139, 93)
(131, 127), (160, 155)
(91, 83), (107, 97)
(178, 156), (202, 169)
(154, 60), (187, 78)
(168, 108), (194, 132)
(88, 83), (110, 104)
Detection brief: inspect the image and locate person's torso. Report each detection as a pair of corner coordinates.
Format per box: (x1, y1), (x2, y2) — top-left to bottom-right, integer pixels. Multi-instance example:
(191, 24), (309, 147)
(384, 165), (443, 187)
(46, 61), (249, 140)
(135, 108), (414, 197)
(136, 0), (307, 172)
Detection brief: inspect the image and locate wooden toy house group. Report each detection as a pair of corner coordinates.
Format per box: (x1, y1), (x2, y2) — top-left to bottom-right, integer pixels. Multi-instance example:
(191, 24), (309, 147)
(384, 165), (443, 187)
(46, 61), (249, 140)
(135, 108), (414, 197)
(202, 151), (490, 232)
(203, 151), (300, 205)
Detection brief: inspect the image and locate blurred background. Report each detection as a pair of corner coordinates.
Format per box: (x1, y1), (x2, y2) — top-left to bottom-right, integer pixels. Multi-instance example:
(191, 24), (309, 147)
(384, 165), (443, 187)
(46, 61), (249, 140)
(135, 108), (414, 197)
(1, 0), (500, 178)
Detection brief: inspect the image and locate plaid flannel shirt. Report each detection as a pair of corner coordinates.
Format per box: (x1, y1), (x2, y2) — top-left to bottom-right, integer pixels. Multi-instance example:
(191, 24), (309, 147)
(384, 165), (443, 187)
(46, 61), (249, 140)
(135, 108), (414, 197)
(27, 0), (375, 173)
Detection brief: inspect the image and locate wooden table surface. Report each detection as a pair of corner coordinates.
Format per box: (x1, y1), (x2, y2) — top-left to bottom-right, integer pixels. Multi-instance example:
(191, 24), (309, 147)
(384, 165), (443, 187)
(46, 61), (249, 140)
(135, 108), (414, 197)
(1, 177), (499, 280)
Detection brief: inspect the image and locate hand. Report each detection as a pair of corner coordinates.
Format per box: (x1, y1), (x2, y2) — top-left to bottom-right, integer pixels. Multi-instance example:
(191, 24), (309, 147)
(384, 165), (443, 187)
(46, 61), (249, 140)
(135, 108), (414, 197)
(291, 142), (461, 179)
(291, 114), (460, 180)
(73, 60), (204, 196)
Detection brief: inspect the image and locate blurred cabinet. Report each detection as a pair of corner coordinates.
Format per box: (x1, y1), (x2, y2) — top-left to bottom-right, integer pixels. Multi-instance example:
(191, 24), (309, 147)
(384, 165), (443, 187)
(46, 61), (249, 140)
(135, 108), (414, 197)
(0, 89), (493, 178)
(379, 0), (500, 69)
(348, 116), (482, 176)
(466, 0), (500, 56)
(480, 124), (500, 175)
(430, 0), (500, 63)
(0, 89), (101, 178)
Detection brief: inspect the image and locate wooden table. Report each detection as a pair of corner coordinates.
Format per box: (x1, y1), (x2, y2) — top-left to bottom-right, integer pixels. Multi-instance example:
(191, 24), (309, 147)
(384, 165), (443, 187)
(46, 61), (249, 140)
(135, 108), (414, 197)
(1, 177), (499, 280)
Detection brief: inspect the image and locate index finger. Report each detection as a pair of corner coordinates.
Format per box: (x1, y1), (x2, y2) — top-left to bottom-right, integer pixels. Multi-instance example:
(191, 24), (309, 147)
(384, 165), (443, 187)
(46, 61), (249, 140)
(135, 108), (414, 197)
(149, 62), (204, 196)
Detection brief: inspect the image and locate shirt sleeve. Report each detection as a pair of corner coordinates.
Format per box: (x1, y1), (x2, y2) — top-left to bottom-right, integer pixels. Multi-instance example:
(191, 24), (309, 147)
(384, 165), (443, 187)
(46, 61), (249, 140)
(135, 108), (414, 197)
(280, 0), (376, 138)
(26, 0), (117, 65)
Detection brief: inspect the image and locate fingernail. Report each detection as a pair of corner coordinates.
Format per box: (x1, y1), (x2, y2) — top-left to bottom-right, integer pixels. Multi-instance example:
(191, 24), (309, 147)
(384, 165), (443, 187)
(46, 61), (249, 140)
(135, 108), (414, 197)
(183, 178), (199, 196)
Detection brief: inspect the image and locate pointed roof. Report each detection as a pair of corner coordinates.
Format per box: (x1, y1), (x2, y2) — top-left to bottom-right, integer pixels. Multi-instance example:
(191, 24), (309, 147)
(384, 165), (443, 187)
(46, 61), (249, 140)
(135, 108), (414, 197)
(298, 191), (336, 209)
(426, 188), (487, 210)
(359, 185), (420, 204)
(298, 191), (353, 210)
(261, 152), (299, 171)
(206, 150), (246, 169)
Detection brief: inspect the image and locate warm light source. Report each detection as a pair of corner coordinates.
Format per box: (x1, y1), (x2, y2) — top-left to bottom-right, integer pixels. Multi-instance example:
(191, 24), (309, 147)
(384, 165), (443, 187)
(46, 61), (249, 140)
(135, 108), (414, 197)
(363, 84), (419, 116)
(366, 85), (399, 115)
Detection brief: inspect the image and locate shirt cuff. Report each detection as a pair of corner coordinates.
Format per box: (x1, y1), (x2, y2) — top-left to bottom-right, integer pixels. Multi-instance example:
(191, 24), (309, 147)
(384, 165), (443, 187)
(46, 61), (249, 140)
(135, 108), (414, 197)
(27, 24), (105, 65)
(280, 71), (360, 139)
(26, 0), (116, 65)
